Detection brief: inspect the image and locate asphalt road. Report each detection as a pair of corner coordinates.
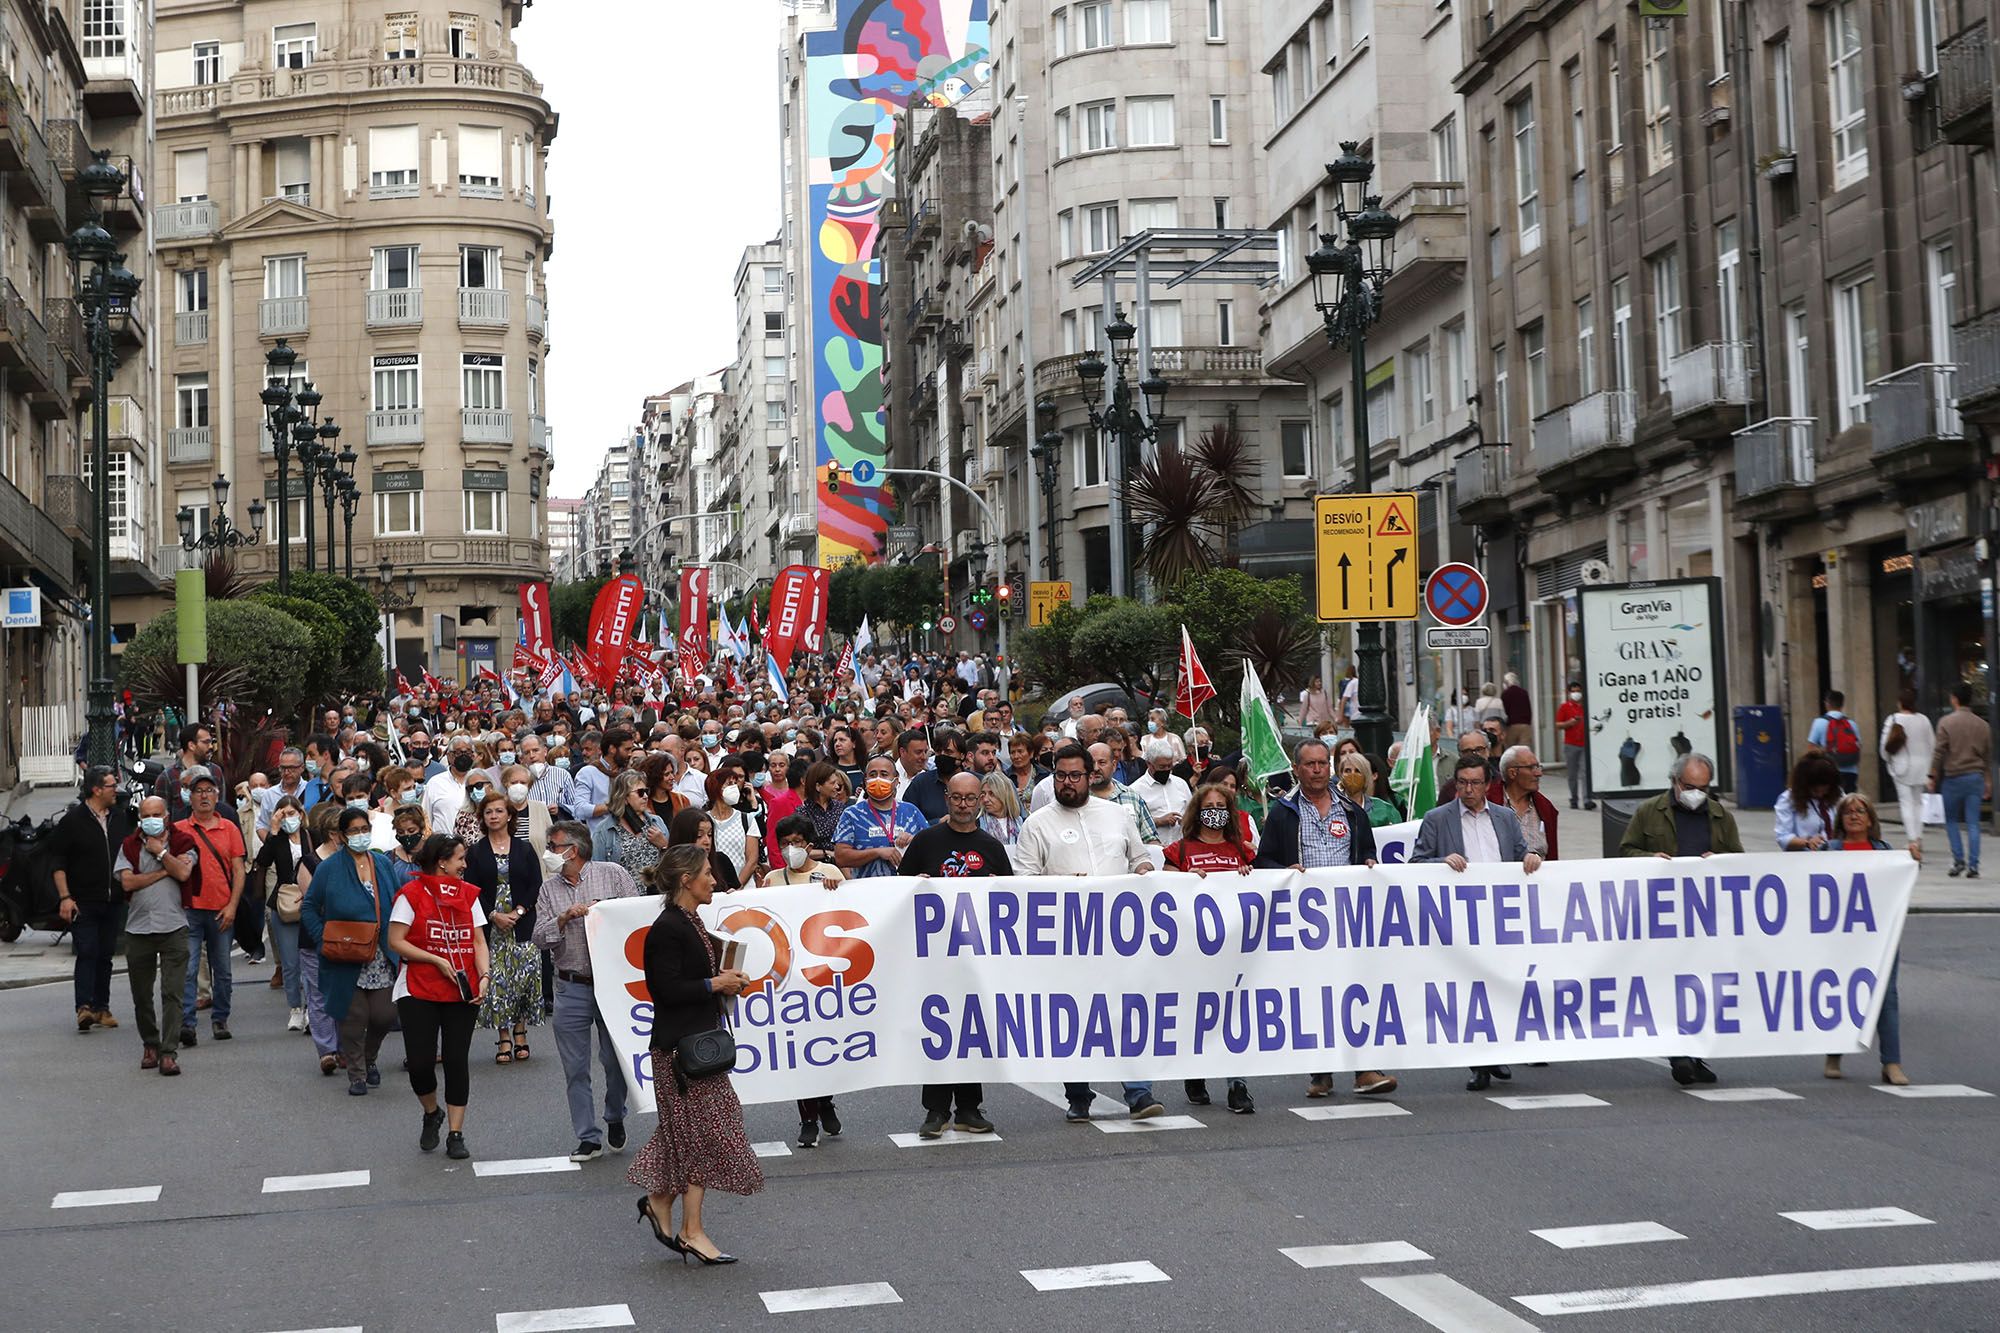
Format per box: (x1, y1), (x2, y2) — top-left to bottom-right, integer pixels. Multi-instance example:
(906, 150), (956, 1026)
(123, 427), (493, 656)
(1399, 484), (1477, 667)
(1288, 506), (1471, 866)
(2, 917), (1996, 1333)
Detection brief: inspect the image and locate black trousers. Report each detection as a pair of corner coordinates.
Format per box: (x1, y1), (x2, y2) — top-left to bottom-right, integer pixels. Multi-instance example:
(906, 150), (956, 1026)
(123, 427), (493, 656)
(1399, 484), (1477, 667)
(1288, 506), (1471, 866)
(797, 1095), (836, 1121)
(70, 900), (121, 1012)
(921, 1083), (983, 1115)
(397, 996), (479, 1107)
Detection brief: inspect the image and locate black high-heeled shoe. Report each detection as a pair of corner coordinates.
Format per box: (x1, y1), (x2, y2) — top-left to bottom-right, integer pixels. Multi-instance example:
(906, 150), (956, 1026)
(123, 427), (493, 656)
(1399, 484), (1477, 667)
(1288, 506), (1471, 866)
(678, 1236), (739, 1266)
(635, 1196), (681, 1251)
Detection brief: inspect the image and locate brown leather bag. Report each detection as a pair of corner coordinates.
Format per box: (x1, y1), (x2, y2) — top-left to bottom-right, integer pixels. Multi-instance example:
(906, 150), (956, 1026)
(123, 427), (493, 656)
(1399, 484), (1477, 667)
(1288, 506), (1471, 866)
(320, 917), (380, 965)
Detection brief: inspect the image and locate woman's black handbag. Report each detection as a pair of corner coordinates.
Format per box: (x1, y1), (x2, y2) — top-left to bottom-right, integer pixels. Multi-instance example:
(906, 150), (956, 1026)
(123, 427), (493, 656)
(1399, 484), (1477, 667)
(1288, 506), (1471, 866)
(671, 1028), (737, 1093)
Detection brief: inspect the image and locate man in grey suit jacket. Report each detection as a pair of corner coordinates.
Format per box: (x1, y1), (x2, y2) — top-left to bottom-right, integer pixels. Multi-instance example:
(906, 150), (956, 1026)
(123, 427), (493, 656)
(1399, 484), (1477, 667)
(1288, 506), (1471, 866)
(1413, 753), (1546, 1091)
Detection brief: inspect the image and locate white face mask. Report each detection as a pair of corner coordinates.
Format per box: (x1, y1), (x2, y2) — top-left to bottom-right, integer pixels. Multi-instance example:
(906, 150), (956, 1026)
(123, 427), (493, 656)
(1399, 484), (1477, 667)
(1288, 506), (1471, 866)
(720, 783), (742, 807)
(281, 815), (302, 834)
(541, 848), (568, 872)
(506, 783), (530, 805)
(530, 761), (548, 779)
(784, 845), (809, 871)
(1676, 787), (1708, 811)
(1569, 691), (1582, 701)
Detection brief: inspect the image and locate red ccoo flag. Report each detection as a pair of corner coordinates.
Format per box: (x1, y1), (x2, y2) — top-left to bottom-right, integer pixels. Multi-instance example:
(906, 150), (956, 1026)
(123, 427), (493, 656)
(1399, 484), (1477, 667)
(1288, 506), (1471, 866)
(1174, 624), (1216, 719)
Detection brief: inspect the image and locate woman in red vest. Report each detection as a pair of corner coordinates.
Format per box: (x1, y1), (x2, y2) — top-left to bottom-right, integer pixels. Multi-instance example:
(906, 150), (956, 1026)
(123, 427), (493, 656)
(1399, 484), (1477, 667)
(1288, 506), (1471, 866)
(388, 834), (491, 1160)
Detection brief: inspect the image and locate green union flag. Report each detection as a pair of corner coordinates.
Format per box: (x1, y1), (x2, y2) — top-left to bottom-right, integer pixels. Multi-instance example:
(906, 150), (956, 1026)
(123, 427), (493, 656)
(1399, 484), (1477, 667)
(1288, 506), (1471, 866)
(1389, 703), (1437, 817)
(1239, 665), (1291, 783)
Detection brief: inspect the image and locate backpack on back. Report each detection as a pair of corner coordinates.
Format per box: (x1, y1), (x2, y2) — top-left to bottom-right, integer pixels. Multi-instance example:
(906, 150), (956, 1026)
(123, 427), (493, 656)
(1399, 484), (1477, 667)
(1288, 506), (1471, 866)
(1823, 713), (1861, 761)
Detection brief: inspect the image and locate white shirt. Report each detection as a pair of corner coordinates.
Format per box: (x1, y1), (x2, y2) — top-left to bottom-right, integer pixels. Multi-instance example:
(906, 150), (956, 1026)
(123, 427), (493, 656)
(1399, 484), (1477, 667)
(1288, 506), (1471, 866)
(1458, 801), (1502, 864)
(1881, 710), (1937, 785)
(422, 770), (468, 832)
(1132, 770), (1191, 844)
(1014, 797), (1151, 876)
(1028, 772), (1057, 814)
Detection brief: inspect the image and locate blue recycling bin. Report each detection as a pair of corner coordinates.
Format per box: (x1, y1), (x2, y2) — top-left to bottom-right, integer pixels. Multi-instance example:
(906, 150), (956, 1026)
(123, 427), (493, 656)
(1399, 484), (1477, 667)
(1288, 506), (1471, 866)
(1734, 705), (1787, 809)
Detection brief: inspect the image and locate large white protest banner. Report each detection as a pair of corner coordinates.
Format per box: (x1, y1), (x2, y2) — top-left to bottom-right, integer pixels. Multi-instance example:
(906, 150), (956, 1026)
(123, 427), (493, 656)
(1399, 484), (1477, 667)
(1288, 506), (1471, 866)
(586, 852), (1913, 1112)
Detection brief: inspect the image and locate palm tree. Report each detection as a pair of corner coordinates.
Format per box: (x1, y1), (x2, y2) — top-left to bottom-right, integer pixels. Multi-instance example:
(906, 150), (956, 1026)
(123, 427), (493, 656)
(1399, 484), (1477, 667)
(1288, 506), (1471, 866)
(1124, 423), (1263, 584)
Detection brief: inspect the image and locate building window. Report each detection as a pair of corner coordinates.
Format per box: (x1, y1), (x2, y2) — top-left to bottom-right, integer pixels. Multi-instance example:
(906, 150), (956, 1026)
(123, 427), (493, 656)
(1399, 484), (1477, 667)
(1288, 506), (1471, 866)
(1492, 347), (1511, 443)
(1926, 242), (1957, 362)
(1052, 8), (1070, 58)
(177, 488), (212, 541)
(369, 126), (421, 197)
(1077, 1), (1112, 51)
(1784, 305), (1810, 417)
(458, 126), (504, 197)
(1082, 99), (1117, 151)
(372, 245), (419, 290)
(273, 21), (317, 69)
(1084, 202), (1120, 254)
(1523, 323), (1548, 421)
(464, 489), (506, 535)
(1054, 108), (1071, 158)
(1649, 252), (1682, 386)
(1213, 196), (1230, 228)
(1430, 116), (1460, 184)
(1207, 0), (1224, 40)
(1442, 321), (1468, 407)
(1408, 342), (1435, 427)
(1717, 220), (1742, 344)
(1915, 0), (1944, 77)
(1611, 277), (1633, 393)
(1604, 40), (1626, 201)
(1281, 420), (1312, 477)
(1129, 198), (1178, 232)
(461, 353), (505, 410)
(1833, 272), (1877, 429)
(373, 357), (421, 413)
(460, 245), (502, 289)
(1642, 20), (1673, 173)
(1768, 38), (1795, 151)
(1565, 62), (1588, 225)
(1344, 0), (1373, 48)
(1147, 301), (1183, 347)
(1510, 93), (1540, 253)
(1217, 300), (1234, 347)
(192, 40), (222, 85)
(264, 254), (306, 300)
(1061, 311), (1080, 354)
(1826, 0), (1868, 186)
(1076, 427), (1105, 487)
(385, 11), (418, 59)
(764, 354), (785, 379)
(765, 400), (786, 426)
(82, 0), (127, 60)
(1057, 209), (1075, 260)
(764, 311), (783, 336)
(1270, 55), (1293, 122)
(1366, 373), (1397, 449)
(1576, 297), (1597, 398)
(1208, 96), (1228, 143)
(176, 374), (211, 428)
(274, 137), (311, 204)
(448, 12), (479, 58)
(177, 269), (209, 313)
(174, 148), (209, 202)
(375, 491), (423, 537)
(1125, 0), (1170, 44)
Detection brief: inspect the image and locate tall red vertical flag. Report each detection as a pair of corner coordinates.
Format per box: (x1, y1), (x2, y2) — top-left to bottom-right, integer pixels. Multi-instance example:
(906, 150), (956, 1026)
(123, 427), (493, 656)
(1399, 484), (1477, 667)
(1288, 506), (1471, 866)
(585, 571), (646, 690)
(765, 565), (817, 674)
(1174, 624), (1216, 718)
(518, 581), (554, 665)
(676, 567), (712, 667)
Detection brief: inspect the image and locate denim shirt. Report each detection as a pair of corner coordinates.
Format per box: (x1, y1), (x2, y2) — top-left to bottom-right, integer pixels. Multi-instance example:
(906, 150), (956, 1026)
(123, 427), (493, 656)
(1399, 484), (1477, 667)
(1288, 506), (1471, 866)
(1772, 790), (1835, 850)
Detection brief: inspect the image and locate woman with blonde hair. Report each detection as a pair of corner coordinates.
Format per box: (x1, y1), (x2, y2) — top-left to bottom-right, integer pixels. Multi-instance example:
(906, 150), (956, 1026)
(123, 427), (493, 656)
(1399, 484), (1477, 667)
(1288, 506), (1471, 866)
(978, 770), (1022, 846)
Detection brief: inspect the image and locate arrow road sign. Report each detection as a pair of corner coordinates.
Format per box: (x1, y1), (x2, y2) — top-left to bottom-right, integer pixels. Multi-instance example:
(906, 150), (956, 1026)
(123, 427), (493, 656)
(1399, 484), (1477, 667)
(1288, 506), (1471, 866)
(1385, 547), (1408, 609)
(1338, 554), (1352, 609)
(1313, 493), (1421, 622)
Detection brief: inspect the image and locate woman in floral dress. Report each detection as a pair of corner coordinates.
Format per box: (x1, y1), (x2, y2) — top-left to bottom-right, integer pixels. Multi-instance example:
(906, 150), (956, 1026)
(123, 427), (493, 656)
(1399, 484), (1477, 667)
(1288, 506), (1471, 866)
(463, 791), (543, 1062)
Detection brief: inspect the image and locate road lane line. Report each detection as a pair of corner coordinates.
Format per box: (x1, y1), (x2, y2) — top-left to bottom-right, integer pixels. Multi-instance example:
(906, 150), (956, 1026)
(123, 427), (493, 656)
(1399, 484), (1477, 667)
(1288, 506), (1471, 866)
(887, 1130), (1005, 1148)
(1022, 1261), (1171, 1292)
(50, 1186), (162, 1209)
(1780, 1207), (1932, 1231)
(1530, 1222), (1686, 1249)
(493, 1305), (634, 1332)
(262, 1170), (370, 1194)
(1871, 1083), (1993, 1099)
(1290, 1103), (1412, 1122)
(1487, 1094), (1608, 1111)
(1683, 1087), (1802, 1102)
(1092, 1114), (1205, 1134)
(759, 1283), (903, 1313)
(471, 1156), (581, 1178)
(750, 1141), (793, 1158)
(1014, 1082), (1127, 1115)
(1282, 1241), (1432, 1267)
(1362, 1274), (1541, 1331)
(1516, 1260), (2000, 1315)
(259, 1327), (364, 1332)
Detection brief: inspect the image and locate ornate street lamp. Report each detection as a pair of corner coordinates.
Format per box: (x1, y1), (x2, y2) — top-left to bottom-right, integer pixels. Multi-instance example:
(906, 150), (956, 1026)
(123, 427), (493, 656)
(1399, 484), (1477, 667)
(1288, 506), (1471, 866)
(1068, 308), (1167, 598)
(261, 345), (332, 593)
(177, 475), (266, 553)
(1032, 398), (1064, 578)
(374, 558), (421, 678)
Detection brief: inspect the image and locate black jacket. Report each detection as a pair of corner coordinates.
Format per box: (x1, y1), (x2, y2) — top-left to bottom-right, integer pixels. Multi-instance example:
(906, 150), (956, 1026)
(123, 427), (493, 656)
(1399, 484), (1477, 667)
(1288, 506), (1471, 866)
(464, 835), (544, 945)
(1253, 790), (1377, 869)
(644, 903), (725, 1054)
(49, 801), (121, 904)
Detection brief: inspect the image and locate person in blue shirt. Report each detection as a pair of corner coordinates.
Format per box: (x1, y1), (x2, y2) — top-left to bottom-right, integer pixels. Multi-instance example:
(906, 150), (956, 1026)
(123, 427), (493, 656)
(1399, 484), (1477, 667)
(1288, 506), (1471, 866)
(832, 753), (927, 878)
(1805, 690), (1863, 793)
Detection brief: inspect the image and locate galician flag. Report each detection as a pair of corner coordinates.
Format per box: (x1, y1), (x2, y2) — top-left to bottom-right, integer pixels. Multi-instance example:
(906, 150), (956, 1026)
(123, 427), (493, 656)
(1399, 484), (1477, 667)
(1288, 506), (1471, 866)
(766, 653), (790, 703)
(1390, 702), (1438, 818)
(854, 615), (874, 655)
(1174, 625), (1216, 719)
(1238, 663), (1290, 782)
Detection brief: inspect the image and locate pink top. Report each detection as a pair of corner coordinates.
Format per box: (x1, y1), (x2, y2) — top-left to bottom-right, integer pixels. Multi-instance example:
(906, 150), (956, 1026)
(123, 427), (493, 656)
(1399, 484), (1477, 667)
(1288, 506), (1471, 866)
(761, 787), (803, 864)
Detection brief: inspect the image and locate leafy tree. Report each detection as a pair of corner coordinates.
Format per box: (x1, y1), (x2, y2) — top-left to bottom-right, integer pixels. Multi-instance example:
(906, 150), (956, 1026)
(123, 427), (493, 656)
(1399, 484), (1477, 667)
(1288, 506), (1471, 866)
(1070, 600), (1177, 703)
(828, 562), (868, 636)
(120, 600), (318, 723)
(280, 570), (384, 697)
(1124, 423), (1263, 583)
(1165, 569), (1317, 726)
(251, 591), (345, 707)
(550, 574), (611, 649)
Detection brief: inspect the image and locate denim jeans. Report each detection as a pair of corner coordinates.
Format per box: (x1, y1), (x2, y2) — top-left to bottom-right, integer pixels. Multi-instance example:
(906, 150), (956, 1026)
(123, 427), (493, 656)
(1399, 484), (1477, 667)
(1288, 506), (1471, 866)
(552, 976), (626, 1145)
(70, 900), (121, 1012)
(1064, 1080), (1155, 1111)
(1564, 743), (1588, 805)
(269, 916), (303, 1009)
(297, 948), (339, 1055)
(1940, 772), (1984, 869)
(182, 907), (232, 1027)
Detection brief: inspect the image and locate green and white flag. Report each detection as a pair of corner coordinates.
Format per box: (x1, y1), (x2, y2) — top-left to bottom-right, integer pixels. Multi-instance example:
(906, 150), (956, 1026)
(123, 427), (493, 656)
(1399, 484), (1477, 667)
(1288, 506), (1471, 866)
(1239, 664), (1291, 782)
(1389, 702), (1437, 817)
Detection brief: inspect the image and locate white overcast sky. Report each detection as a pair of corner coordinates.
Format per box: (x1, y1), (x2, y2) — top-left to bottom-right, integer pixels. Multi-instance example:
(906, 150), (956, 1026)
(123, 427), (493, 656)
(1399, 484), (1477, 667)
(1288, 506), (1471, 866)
(519, 6), (783, 498)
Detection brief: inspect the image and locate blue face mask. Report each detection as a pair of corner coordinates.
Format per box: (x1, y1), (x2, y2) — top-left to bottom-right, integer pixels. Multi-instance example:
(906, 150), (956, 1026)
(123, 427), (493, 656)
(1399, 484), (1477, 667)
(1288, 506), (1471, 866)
(499, 751), (516, 765)
(555, 756), (571, 769)
(346, 832), (372, 853)
(305, 760), (321, 777)
(140, 816), (166, 836)
(701, 734), (720, 750)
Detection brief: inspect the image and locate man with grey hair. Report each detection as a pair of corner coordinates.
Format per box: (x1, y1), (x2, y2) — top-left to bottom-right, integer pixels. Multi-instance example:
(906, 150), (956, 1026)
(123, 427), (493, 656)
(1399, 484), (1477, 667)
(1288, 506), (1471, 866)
(255, 747), (324, 834)
(532, 819), (641, 1163)
(1132, 735), (1191, 844)
(1500, 671), (1533, 749)
(1618, 751), (1742, 1087)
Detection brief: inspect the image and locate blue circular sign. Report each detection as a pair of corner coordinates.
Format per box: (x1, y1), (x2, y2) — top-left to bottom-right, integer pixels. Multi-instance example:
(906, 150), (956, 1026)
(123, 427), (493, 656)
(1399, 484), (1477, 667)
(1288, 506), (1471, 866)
(968, 609), (988, 631)
(1424, 563), (1488, 627)
(849, 459), (878, 486)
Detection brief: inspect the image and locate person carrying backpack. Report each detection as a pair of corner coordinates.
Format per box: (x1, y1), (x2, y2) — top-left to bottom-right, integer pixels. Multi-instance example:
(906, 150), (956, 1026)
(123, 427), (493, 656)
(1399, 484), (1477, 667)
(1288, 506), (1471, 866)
(1808, 690), (1862, 794)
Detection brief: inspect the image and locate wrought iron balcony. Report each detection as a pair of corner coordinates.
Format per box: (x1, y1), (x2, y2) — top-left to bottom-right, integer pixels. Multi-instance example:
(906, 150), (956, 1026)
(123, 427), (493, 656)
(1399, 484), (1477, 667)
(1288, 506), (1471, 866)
(1869, 364), (1966, 483)
(1454, 444), (1512, 526)
(1733, 417), (1817, 507)
(1938, 22), (1994, 148)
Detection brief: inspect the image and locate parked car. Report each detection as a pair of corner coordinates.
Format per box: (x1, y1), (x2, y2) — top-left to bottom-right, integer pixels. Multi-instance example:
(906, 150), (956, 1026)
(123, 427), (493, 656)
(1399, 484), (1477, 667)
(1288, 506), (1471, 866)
(1036, 682), (1151, 733)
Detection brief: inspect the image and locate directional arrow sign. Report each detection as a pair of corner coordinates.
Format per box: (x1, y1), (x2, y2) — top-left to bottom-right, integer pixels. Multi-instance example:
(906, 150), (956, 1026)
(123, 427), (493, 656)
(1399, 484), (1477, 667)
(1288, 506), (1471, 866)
(1314, 493), (1421, 623)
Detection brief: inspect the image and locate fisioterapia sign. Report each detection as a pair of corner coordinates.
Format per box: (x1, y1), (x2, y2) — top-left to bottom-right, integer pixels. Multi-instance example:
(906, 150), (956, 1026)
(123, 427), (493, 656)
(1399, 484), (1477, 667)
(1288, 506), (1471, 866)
(585, 853), (1913, 1110)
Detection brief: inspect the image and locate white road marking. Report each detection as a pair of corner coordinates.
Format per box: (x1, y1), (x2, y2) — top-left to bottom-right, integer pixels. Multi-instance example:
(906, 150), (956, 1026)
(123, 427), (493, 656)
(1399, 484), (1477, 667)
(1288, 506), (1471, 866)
(1872, 1083), (1993, 1099)
(1022, 1260), (1171, 1292)
(1487, 1094), (1609, 1111)
(888, 1129), (1004, 1148)
(750, 1141), (793, 1158)
(1015, 1081), (1127, 1115)
(759, 1283), (903, 1313)
(1290, 1103), (1412, 1122)
(1516, 1260), (2000, 1315)
(1531, 1221), (1686, 1250)
(261, 1170), (370, 1194)
(259, 1327), (364, 1332)
(1683, 1087), (1802, 1102)
(470, 1156), (580, 1178)
(493, 1305), (634, 1332)
(1780, 1207), (1933, 1231)
(1362, 1273), (1542, 1331)
(50, 1186), (161, 1209)
(1092, 1114), (1206, 1134)
(1282, 1241), (1432, 1268)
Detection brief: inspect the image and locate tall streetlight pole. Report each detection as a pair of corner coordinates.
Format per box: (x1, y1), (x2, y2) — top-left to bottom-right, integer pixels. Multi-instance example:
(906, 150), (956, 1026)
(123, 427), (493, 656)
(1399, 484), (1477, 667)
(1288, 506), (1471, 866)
(177, 476), (265, 554)
(258, 346), (334, 594)
(374, 559), (419, 678)
(1307, 142), (1401, 760)
(1072, 309), (1168, 599)
(1033, 399), (1064, 578)
(339, 477), (360, 577)
(68, 151), (140, 767)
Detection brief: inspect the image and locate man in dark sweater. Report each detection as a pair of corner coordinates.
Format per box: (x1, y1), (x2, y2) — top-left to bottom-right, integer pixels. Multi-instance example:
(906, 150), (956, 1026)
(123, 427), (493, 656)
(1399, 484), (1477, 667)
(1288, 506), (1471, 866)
(900, 772), (1011, 1138)
(50, 766), (127, 1032)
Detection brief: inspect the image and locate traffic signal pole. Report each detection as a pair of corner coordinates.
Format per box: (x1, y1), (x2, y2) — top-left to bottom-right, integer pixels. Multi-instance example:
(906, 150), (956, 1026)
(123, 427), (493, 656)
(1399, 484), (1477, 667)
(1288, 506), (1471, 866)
(870, 466), (1008, 666)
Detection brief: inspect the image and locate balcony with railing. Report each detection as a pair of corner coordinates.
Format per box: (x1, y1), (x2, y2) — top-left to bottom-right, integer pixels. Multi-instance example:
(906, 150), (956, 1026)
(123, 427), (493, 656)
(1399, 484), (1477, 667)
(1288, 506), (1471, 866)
(1380, 181), (1468, 295)
(1938, 21), (1994, 148)
(366, 288), (423, 328)
(1955, 313), (2000, 424)
(175, 309), (210, 346)
(1733, 417), (1818, 519)
(1533, 389), (1638, 496)
(1667, 342), (1751, 431)
(459, 287), (510, 327)
(0, 279), (60, 406)
(155, 200), (220, 242)
(368, 410), (424, 447)
(259, 295), (309, 336)
(529, 415), (549, 454)
(462, 408), (514, 444)
(83, 395), (146, 451)
(0, 470), (76, 589)
(782, 510), (818, 543)
(44, 296), (87, 384)
(1868, 364), (1965, 482)
(1034, 346), (1269, 395)
(83, 41), (147, 116)
(526, 294), (547, 341)
(1454, 444), (1513, 526)
(167, 425), (214, 465)
(44, 474), (92, 555)
(0, 81), (67, 242)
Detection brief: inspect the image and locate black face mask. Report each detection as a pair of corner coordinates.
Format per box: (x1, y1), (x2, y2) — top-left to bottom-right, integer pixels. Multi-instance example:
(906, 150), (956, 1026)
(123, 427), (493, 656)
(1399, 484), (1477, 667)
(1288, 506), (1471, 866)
(451, 753), (474, 774)
(934, 754), (961, 779)
(396, 830), (423, 851)
(407, 747), (430, 762)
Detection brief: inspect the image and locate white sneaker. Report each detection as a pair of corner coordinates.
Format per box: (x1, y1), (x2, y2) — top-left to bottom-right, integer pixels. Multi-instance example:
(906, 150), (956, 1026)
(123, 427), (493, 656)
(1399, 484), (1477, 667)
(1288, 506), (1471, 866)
(286, 1008), (307, 1032)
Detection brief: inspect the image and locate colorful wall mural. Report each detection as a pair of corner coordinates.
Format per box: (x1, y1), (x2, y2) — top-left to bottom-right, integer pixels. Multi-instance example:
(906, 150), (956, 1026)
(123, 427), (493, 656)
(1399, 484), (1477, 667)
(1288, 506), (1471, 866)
(806, 0), (992, 568)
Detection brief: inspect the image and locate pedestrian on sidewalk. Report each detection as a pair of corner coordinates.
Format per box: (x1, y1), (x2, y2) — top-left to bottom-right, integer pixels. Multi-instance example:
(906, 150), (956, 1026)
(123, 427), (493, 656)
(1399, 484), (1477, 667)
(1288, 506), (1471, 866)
(1500, 672), (1533, 750)
(303, 807), (398, 1096)
(175, 766), (245, 1047)
(1807, 690), (1863, 794)
(1880, 688), (1935, 858)
(1818, 793), (1912, 1087)
(115, 796), (195, 1074)
(1556, 681), (1594, 809)
(1927, 684), (1991, 879)
(1774, 754), (1842, 852)
(49, 765), (126, 1033)
(252, 795), (311, 1032)
(154, 724), (215, 824)
(532, 820), (639, 1164)
(388, 834), (490, 1160)
(291, 803), (343, 1073)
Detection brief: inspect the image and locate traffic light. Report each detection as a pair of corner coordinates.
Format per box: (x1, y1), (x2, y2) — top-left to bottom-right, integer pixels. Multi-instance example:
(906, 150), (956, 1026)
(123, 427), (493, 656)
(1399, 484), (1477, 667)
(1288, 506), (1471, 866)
(826, 464), (842, 495)
(970, 585), (993, 607)
(1637, 0), (1687, 16)
(998, 582), (1015, 615)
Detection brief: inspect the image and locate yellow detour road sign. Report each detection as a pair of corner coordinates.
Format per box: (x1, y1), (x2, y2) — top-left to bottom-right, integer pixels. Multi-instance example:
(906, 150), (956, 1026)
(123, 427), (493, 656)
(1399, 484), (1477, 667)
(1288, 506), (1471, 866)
(1029, 580), (1074, 628)
(1314, 492), (1419, 622)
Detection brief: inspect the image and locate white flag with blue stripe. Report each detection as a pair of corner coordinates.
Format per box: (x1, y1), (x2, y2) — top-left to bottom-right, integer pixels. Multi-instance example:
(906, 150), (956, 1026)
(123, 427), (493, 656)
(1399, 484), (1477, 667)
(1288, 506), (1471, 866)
(766, 654), (789, 703)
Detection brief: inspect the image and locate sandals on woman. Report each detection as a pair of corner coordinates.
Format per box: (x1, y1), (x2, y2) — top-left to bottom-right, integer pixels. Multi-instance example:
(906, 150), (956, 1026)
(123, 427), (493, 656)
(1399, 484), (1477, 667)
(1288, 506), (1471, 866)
(495, 1035), (514, 1065)
(512, 1023), (530, 1061)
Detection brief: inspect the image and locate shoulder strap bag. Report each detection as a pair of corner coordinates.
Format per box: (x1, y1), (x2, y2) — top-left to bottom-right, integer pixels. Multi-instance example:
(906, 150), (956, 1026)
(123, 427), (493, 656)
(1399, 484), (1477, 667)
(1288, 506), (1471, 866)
(320, 861), (381, 965)
(670, 912), (737, 1094)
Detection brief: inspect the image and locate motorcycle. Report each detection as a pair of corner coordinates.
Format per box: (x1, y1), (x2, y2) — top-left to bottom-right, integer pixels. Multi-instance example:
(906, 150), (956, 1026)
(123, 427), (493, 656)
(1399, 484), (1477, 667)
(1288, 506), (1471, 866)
(0, 814), (63, 943)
